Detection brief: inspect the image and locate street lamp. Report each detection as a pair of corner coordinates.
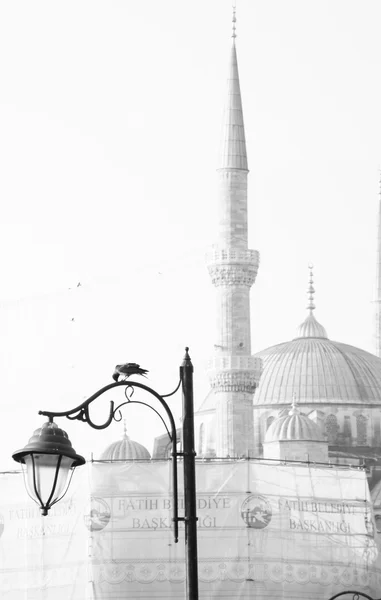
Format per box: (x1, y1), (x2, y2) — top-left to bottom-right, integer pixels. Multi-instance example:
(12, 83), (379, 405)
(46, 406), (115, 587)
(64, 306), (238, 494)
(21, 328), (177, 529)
(12, 420), (85, 516)
(13, 347), (199, 600)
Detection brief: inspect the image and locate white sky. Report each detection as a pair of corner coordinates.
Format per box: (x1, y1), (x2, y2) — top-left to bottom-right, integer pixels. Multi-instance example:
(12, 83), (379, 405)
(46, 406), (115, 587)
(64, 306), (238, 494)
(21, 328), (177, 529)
(1, 0), (381, 469)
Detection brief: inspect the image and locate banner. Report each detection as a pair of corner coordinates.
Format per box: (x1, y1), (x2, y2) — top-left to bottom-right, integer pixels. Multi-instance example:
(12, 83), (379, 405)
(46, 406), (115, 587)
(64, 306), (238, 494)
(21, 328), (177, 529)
(0, 461), (380, 599)
(0, 470), (89, 599)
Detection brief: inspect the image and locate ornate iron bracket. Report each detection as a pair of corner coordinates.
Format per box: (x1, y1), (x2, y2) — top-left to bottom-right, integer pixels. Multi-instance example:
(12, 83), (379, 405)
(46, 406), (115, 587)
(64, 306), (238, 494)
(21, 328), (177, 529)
(38, 377), (182, 542)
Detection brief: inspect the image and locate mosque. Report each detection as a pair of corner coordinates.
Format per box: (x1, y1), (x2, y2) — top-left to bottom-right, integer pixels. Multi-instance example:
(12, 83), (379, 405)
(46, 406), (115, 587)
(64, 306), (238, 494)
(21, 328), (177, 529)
(101, 6), (381, 524)
(2, 7), (381, 600)
(82, 9), (381, 597)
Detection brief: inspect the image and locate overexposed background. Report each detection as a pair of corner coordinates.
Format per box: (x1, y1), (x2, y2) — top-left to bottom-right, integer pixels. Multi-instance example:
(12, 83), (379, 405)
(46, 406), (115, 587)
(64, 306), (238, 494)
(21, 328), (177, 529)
(0, 0), (380, 468)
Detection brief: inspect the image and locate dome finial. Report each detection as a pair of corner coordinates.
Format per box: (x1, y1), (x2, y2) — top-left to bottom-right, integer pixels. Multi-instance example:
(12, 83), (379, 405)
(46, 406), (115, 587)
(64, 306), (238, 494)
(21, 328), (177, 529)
(294, 264), (328, 339)
(307, 262), (315, 314)
(232, 1), (237, 41)
(123, 419), (128, 439)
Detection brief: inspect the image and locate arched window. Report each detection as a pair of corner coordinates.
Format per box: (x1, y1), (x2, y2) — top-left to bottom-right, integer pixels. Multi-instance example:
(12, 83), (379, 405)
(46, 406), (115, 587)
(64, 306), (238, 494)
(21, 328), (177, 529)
(266, 416), (275, 430)
(356, 414), (367, 445)
(343, 415), (352, 439)
(325, 414), (339, 444)
(198, 423), (205, 455)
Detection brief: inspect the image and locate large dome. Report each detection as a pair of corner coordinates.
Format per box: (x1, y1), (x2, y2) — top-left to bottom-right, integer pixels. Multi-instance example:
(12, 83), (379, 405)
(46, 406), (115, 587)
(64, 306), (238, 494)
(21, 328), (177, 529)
(253, 273), (381, 407)
(254, 336), (381, 407)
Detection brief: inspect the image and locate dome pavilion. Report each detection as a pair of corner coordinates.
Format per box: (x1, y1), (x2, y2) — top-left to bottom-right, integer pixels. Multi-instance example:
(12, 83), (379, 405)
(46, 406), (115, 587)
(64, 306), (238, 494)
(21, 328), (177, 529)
(100, 425), (151, 461)
(264, 398), (324, 443)
(263, 398), (328, 462)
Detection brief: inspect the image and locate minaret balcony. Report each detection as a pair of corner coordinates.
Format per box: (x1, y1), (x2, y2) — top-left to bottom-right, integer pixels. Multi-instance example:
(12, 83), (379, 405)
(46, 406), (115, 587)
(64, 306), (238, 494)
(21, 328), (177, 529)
(207, 355), (262, 394)
(206, 247), (259, 267)
(206, 248), (259, 287)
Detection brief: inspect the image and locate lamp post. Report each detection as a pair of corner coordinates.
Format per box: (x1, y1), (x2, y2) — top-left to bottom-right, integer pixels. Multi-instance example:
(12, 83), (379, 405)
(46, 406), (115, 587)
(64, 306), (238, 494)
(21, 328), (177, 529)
(13, 347), (199, 600)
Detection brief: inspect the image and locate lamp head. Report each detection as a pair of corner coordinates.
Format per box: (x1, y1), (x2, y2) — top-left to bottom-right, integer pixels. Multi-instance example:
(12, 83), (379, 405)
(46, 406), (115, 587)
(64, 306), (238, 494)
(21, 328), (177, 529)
(12, 420), (85, 515)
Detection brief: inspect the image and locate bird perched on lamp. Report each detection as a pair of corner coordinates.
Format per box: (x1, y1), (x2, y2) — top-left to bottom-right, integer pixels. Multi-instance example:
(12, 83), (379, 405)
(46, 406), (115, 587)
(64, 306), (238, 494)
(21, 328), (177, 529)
(112, 363), (149, 382)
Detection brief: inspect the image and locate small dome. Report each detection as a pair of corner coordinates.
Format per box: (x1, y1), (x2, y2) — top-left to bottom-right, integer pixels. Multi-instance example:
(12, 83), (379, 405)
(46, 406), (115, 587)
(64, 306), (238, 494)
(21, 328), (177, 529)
(294, 312), (328, 339)
(100, 431), (151, 461)
(265, 402), (323, 443)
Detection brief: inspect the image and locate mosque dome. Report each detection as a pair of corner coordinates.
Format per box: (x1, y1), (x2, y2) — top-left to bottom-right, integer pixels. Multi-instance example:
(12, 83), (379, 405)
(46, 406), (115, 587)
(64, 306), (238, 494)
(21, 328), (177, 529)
(254, 337), (381, 407)
(100, 428), (151, 461)
(265, 400), (324, 442)
(254, 269), (381, 407)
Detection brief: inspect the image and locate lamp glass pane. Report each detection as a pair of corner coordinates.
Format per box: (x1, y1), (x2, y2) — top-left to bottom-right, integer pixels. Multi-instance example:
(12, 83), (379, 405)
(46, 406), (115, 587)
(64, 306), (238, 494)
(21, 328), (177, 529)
(24, 454), (74, 509)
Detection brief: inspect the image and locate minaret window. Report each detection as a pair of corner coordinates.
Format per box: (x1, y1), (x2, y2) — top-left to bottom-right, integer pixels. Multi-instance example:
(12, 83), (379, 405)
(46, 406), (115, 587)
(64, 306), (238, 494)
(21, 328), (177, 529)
(356, 414), (367, 445)
(325, 415), (339, 444)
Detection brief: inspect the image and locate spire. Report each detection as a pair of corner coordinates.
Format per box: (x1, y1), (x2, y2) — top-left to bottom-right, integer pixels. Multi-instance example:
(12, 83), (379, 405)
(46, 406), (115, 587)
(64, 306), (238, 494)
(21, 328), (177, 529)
(219, 4), (248, 171)
(375, 172), (381, 357)
(294, 265), (328, 339)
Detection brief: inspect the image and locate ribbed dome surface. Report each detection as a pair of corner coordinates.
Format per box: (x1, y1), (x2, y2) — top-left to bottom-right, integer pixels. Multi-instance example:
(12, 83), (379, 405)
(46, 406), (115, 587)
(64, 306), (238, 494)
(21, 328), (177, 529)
(100, 434), (151, 460)
(294, 313), (328, 339)
(254, 338), (381, 406)
(265, 405), (323, 442)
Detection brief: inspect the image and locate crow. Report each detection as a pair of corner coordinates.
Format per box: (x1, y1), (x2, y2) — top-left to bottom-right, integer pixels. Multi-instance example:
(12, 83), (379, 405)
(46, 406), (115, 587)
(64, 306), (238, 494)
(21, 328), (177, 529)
(112, 363), (149, 382)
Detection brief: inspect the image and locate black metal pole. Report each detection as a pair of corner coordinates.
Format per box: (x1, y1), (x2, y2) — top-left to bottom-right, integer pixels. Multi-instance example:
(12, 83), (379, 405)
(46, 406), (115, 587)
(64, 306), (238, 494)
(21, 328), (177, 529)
(180, 347), (199, 600)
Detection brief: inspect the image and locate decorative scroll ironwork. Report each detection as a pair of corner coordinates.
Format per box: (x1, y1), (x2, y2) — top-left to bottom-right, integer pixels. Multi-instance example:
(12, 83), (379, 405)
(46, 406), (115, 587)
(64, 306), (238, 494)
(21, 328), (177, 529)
(328, 592), (381, 600)
(39, 378), (181, 433)
(38, 377), (182, 542)
(112, 399), (173, 442)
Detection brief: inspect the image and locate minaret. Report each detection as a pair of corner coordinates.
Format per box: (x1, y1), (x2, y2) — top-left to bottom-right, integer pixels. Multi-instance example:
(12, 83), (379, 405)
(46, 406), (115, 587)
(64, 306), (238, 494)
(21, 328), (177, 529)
(206, 8), (262, 457)
(376, 175), (381, 357)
